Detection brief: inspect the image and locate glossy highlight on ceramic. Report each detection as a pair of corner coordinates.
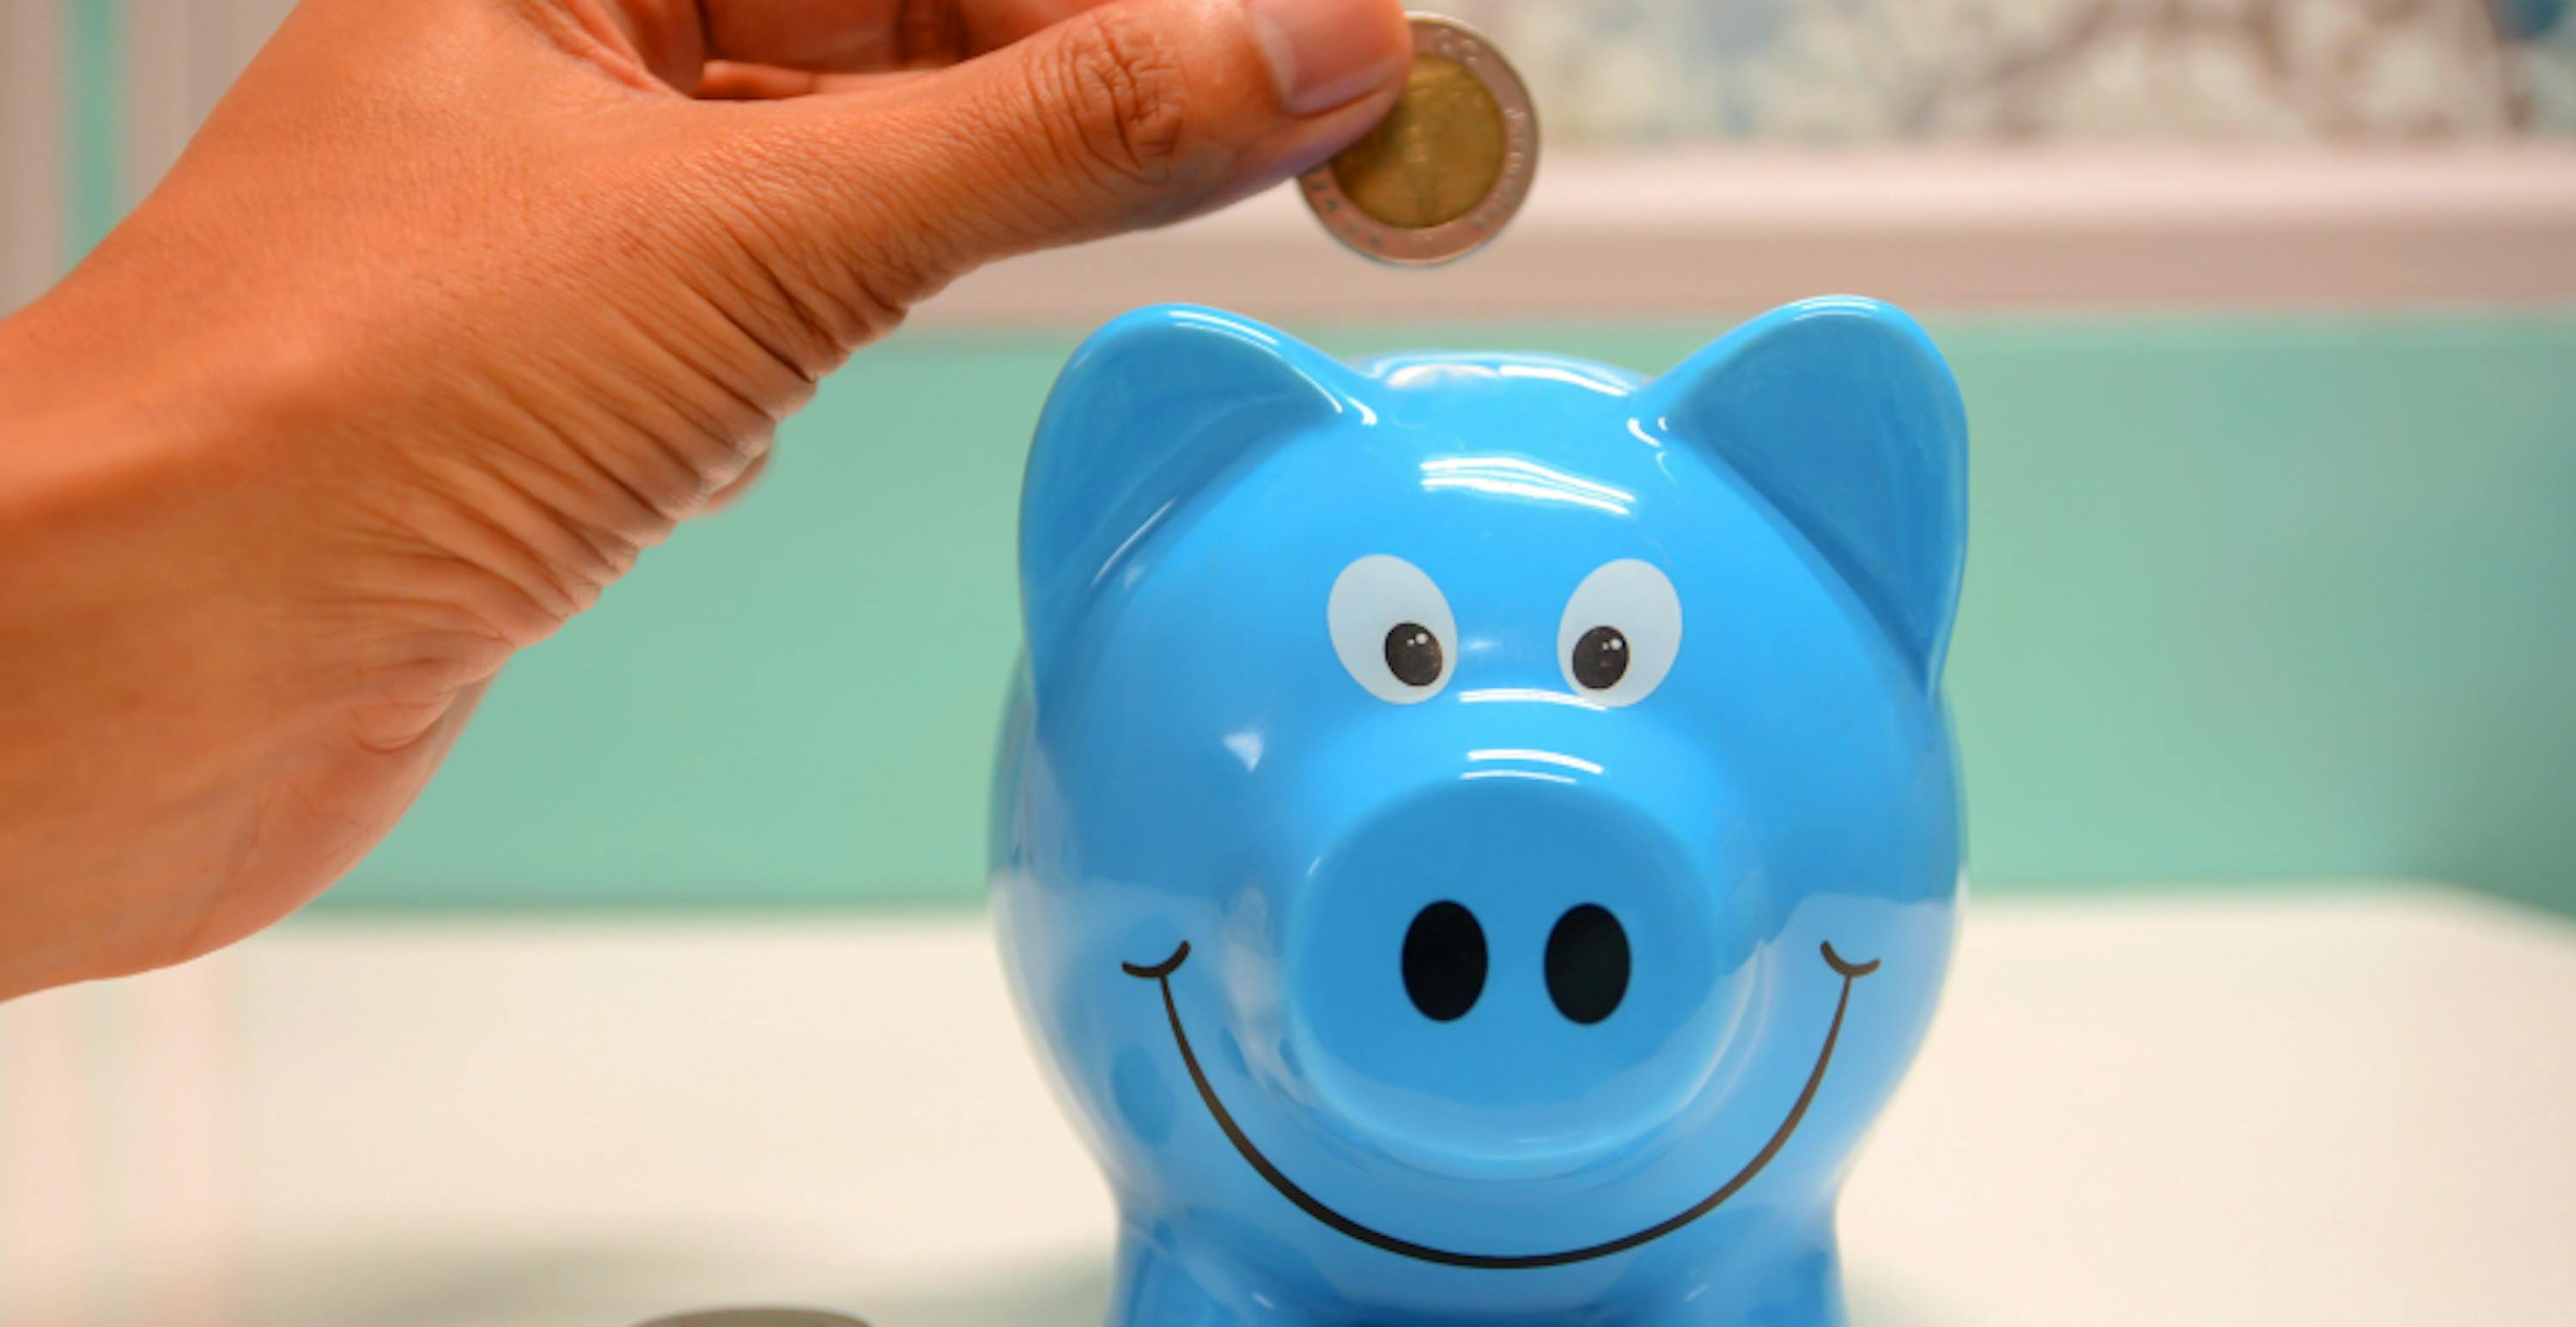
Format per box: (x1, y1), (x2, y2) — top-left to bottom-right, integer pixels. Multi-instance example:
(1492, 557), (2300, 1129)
(990, 299), (1969, 1325)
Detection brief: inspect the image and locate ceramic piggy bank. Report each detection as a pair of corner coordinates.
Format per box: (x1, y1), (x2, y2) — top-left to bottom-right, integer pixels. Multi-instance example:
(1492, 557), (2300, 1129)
(990, 298), (1966, 1326)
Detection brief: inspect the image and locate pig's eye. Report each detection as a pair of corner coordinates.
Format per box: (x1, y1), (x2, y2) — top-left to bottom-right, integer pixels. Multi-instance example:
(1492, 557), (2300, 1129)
(1329, 555), (1455, 703)
(1383, 624), (1443, 687)
(1570, 627), (1628, 690)
(1558, 560), (1680, 707)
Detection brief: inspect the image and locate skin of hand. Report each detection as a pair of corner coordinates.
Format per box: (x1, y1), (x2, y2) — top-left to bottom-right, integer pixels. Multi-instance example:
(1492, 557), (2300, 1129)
(0, 0), (1409, 1000)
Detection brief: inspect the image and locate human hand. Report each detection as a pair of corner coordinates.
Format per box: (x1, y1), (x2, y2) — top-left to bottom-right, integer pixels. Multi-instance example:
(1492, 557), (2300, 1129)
(0, 0), (1408, 998)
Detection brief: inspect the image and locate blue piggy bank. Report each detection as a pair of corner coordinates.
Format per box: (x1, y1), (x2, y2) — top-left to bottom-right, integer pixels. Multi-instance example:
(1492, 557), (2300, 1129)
(991, 298), (1967, 1326)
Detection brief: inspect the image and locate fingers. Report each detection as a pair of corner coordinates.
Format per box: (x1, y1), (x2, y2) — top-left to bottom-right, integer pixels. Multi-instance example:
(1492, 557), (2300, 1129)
(695, 0), (1106, 70)
(750, 0), (1408, 295)
(592, 0), (1117, 88)
(694, 60), (925, 100)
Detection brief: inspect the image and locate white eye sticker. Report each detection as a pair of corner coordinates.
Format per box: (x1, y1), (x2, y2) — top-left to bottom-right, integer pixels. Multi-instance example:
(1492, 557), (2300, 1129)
(1328, 556), (1456, 704)
(1557, 560), (1681, 707)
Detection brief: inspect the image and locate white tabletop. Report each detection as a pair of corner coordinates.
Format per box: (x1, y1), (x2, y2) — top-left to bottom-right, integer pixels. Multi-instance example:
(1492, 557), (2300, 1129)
(4, 884), (2571, 1327)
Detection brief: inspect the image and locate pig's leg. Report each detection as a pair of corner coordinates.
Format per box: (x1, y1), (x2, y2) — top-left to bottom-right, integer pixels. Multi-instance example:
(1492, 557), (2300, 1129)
(1620, 1243), (1847, 1327)
(1102, 1227), (1331, 1327)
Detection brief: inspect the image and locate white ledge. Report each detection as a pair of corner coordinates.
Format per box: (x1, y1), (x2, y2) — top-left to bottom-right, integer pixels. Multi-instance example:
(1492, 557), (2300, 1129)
(914, 145), (2576, 328)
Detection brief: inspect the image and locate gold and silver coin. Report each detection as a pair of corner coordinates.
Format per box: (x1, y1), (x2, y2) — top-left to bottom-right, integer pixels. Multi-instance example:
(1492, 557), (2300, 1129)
(1298, 14), (1538, 266)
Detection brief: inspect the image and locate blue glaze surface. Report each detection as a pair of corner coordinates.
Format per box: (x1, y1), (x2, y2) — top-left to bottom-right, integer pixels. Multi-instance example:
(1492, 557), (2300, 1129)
(991, 299), (1968, 1325)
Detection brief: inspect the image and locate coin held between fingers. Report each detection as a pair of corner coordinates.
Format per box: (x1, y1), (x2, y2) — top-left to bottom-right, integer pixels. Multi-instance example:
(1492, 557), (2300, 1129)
(1298, 15), (1537, 266)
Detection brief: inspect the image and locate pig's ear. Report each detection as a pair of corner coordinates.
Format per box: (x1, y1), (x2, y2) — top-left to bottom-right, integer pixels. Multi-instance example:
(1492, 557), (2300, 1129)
(1020, 305), (1358, 685)
(1639, 297), (1968, 688)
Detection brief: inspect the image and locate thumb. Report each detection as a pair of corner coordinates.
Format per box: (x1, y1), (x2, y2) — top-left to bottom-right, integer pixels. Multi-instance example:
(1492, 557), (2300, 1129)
(750, 0), (1411, 303)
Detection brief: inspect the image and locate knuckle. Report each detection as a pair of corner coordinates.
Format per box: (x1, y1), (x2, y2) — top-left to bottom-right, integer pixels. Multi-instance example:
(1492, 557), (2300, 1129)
(1042, 11), (1194, 191)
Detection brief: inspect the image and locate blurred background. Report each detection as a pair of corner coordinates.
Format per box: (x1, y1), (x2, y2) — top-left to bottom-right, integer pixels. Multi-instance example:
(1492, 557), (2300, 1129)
(11, 0), (2568, 918)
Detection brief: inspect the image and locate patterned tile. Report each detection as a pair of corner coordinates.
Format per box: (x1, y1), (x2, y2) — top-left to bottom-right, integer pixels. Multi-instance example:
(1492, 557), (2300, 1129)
(1442, 0), (2576, 142)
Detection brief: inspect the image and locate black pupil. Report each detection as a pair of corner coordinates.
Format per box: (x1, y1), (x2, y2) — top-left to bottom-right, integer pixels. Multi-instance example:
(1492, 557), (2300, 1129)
(1571, 625), (1630, 690)
(1383, 624), (1443, 687)
(1401, 901), (1487, 1021)
(1545, 904), (1631, 1024)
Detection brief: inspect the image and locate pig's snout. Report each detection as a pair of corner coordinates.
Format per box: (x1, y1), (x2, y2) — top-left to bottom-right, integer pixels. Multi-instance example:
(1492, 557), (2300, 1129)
(1281, 768), (1754, 1181)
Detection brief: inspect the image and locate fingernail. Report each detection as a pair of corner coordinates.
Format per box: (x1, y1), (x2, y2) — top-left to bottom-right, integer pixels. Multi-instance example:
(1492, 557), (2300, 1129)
(1247, 0), (1407, 117)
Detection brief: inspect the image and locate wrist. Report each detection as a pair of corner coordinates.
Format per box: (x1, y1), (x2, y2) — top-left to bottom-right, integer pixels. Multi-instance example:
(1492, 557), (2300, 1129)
(0, 274), (354, 996)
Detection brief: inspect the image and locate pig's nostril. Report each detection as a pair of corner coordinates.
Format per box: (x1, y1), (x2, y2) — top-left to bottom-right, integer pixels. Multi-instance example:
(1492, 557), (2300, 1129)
(1545, 904), (1631, 1024)
(1401, 901), (1487, 1022)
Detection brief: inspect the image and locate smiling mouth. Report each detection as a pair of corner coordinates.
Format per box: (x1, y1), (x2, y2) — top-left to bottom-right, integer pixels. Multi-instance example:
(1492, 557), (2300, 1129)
(1121, 939), (1880, 1270)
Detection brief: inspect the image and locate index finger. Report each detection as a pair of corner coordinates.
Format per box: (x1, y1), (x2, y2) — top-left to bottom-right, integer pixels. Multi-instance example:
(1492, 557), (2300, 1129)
(661, 0), (1118, 74)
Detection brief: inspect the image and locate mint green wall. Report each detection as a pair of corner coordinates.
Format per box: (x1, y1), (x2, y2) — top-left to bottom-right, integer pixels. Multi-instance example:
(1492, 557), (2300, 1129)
(67, 0), (121, 259)
(332, 313), (2576, 915)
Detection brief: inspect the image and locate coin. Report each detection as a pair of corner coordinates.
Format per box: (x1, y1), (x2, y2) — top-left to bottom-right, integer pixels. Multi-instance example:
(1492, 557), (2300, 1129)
(1298, 15), (1537, 266)
(634, 1311), (867, 1327)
